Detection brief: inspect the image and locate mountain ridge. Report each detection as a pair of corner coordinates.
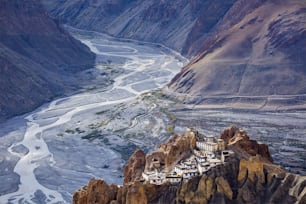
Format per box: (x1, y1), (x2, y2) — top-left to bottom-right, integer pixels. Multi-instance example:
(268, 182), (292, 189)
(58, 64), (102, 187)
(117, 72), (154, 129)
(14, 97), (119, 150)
(42, 0), (306, 108)
(0, 0), (95, 122)
(41, 0), (237, 56)
(167, 0), (306, 105)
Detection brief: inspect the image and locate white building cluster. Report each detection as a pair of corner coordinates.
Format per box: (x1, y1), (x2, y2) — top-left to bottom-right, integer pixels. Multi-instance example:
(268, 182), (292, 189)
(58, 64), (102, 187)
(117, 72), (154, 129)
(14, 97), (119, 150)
(141, 129), (234, 185)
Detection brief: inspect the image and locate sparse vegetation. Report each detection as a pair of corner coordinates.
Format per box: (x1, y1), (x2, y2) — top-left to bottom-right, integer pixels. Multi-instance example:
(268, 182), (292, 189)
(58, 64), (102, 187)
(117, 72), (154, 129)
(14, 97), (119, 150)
(102, 164), (109, 169)
(167, 124), (175, 133)
(95, 110), (109, 115)
(82, 130), (102, 140)
(165, 110), (177, 122)
(75, 128), (85, 134)
(141, 91), (180, 104)
(65, 129), (75, 134)
(86, 86), (97, 91)
(103, 137), (109, 144)
(88, 123), (96, 129)
(141, 91), (164, 102)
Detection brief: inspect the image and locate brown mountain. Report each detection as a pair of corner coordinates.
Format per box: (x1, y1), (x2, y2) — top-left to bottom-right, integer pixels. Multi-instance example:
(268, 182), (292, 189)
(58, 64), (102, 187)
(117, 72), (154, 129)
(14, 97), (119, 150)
(0, 0), (95, 122)
(167, 0), (306, 107)
(43, 0), (306, 109)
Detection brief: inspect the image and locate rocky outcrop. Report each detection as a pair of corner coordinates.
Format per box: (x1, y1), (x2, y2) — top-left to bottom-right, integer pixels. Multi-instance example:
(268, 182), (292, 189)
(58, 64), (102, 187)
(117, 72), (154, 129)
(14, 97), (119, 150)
(0, 0), (95, 122)
(73, 127), (306, 204)
(145, 131), (196, 173)
(175, 160), (239, 204)
(123, 149), (146, 185)
(73, 179), (118, 204)
(74, 180), (177, 204)
(74, 157), (306, 204)
(221, 126), (273, 163)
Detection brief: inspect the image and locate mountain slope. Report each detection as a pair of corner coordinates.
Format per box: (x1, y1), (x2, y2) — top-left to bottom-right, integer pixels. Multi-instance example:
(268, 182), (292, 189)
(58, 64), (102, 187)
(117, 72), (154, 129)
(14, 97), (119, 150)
(41, 0), (237, 56)
(43, 0), (306, 108)
(167, 0), (306, 105)
(0, 0), (95, 122)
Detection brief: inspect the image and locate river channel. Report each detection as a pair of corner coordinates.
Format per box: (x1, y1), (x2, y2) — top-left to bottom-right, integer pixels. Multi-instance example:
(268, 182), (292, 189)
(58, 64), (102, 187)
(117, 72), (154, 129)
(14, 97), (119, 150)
(0, 29), (187, 203)
(0, 29), (305, 204)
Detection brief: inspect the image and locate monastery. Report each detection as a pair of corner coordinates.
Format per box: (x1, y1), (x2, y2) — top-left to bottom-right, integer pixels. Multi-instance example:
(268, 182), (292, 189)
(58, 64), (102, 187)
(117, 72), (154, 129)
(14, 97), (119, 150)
(141, 128), (234, 185)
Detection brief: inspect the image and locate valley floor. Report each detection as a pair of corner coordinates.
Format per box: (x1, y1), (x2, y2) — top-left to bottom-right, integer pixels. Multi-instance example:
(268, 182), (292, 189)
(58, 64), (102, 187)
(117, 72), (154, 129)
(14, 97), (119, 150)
(0, 28), (305, 204)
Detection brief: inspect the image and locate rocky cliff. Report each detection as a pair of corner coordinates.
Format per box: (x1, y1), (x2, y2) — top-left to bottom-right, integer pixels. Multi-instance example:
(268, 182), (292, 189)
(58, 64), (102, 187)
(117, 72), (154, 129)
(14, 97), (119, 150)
(221, 126), (273, 163)
(145, 131), (196, 173)
(0, 0), (95, 122)
(123, 149), (146, 185)
(73, 127), (306, 204)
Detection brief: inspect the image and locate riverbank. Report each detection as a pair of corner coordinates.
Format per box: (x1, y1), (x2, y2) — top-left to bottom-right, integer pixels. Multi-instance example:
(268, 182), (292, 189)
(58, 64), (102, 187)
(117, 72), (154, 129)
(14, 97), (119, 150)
(0, 28), (186, 203)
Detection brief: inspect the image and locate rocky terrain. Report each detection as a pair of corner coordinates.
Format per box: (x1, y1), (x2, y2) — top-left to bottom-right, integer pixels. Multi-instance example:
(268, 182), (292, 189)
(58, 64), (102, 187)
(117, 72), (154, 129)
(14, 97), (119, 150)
(167, 0), (306, 106)
(0, 0), (95, 122)
(144, 131), (196, 173)
(42, 0), (306, 108)
(221, 126), (273, 163)
(72, 126), (306, 204)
